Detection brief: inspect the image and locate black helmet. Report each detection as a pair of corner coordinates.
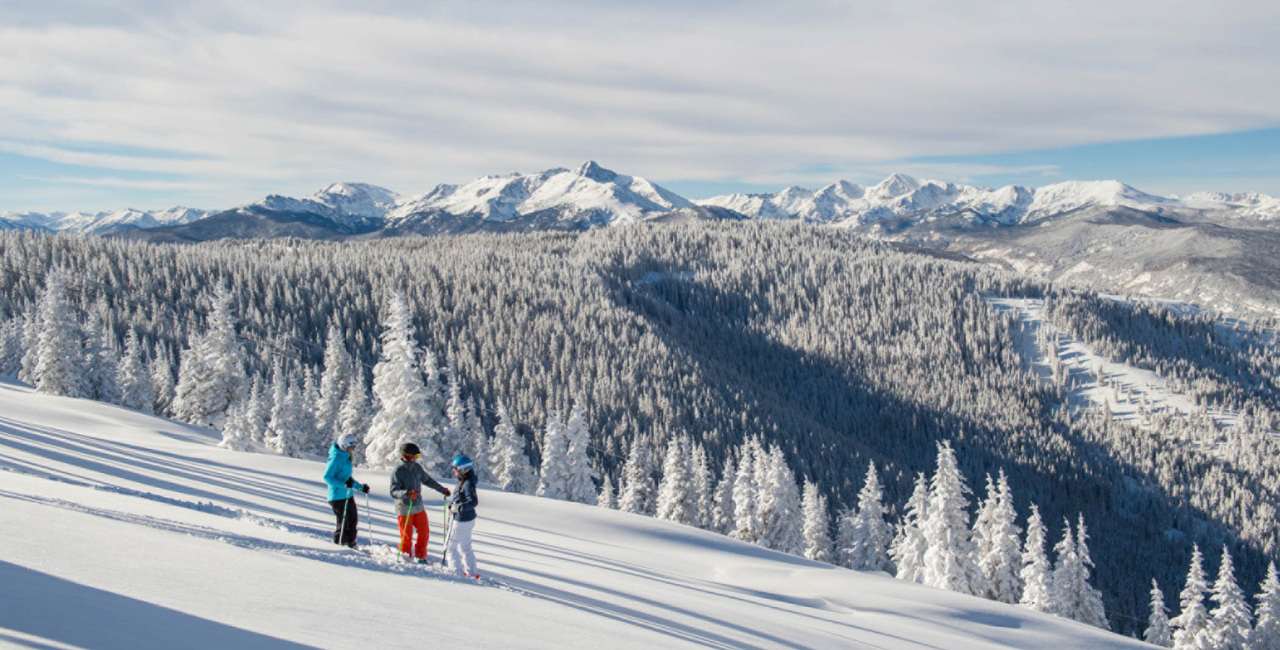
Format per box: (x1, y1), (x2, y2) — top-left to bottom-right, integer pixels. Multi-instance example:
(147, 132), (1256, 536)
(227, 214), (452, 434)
(400, 442), (421, 457)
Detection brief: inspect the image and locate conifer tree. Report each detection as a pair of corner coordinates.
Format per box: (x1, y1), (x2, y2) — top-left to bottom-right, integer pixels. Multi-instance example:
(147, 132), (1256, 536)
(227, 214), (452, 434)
(972, 473), (999, 569)
(0, 317), (23, 377)
(1207, 546), (1252, 650)
(243, 373), (271, 445)
(1019, 504), (1052, 612)
(465, 397), (493, 483)
(981, 470), (1024, 604)
(315, 323), (353, 444)
(759, 445), (803, 555)
(268, 377), (310, 458)
(1249, 563), (1280, 650)
(656, 435), (696, 525)
(598, 473), (616, 509)
(150, 343), (175, 416)
(801, 480), (834, 564)
(731, 437), (764, 544)
(890, 473), (929, 582)
(117, 330), (154, 413)
(488, 399), (536, 494)
(690, 442), (713, 530)
(711, 455), (736, 535)
(32, 272), (85, 397)
(81, 312), (120, 404)
(18, 309), (41, 385)
(300, 365), (322, 453)
(1172, 545), (1211, 650)
(1146, 579), (1173, 648)
(337, 368), (372, 467)
(443, 360), (467, 459)
(537, 409), (569, 501)
(172, 286), (247, 430)
(561, 402), (597, 505)
(843, 461), (893, 572)
(364, 294), (444, 470)
(618, 435), (657, 516)
(922, 441), (986, 595)
(219, 400), (255, 452)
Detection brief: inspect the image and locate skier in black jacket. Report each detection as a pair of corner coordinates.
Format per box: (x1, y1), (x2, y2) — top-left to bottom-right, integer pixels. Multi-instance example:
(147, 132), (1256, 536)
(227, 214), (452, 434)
(446, 455), (479, 578)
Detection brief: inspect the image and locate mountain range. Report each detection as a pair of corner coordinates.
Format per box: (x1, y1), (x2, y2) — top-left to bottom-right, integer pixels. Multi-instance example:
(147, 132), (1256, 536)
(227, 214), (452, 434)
(7, 161), (1280, 318)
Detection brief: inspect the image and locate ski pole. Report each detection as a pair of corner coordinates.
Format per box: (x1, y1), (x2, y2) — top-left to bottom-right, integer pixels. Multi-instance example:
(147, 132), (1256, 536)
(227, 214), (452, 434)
(339, 486), (352, 547)
(442, 497), (450, 565)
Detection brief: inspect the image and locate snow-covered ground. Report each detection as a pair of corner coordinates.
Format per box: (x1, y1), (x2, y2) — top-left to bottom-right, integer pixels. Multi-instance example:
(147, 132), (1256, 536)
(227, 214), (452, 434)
(0, 377), (1149, 650)
(987, 297), (1197, 421)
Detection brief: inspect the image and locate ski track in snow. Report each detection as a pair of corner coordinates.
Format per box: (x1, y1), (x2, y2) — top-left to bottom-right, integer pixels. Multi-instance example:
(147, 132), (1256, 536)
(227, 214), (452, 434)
(987, 297), (1198, 421)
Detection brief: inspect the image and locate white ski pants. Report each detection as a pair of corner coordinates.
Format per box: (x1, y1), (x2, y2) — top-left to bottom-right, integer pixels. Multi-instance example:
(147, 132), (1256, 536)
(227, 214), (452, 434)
(447, 518), (476, 577)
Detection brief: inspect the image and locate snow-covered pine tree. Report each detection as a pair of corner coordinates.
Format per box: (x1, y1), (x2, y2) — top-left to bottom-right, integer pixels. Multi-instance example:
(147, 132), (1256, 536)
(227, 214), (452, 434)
(981, 470), (1024, 604)
(315, 322), (353, 444)
(1250, 563), (1280, 650)
(889, 472), (930, 582)
(81, 312), (120, 404)
(1207, 546), (1252, 650)
(18, 309), (41, 385)
(219, 399), (255, 451)
(731, 437), (764, 544)
(488, 399), (536, 494)
(1020, 503), (1052, 612)
(1172, 545), (1211, 650)
(758, 444), (803, 554)
(337, 367), (372, 467)
(150, 343), (175, 416)
(656, 435), (696, 525)
(443, 360), (467, 460)
(465, 397), (492, 483)
(300, 366), (322, 454)
(561, 402), (597, 505)
(711, 455), (736, 535)
(32, 271), (85, 397)
(363, 294), (445, 470)
(1071, 516), (1108, 629)
(921, 441), (987, 596)
(243, 373), (271, 445)
(1146, 579), (1174, 648)
(972, 473), (999, 571)
(618, 434), (657, 516)
(843, 461), (893, 572)
(801, 479), (833, 564)
(117, 330), (154, 413)
(691, 442), (713, 530)
(0, 317), (22, 377)
(537, 409), (569, 501)
(598, 473), (616, 509)
(171, 286), (247, 430)
(269, 377), (310, 458)
(1049, 519), (1078, 619)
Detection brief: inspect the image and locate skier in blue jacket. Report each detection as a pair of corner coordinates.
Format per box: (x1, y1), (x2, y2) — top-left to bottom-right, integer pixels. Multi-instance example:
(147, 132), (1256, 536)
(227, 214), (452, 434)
(324, 433), (370, 548)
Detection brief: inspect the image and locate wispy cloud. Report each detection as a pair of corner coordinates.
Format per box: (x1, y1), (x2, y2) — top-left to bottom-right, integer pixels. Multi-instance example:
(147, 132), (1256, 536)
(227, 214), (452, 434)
(1, 0), (1278, 209)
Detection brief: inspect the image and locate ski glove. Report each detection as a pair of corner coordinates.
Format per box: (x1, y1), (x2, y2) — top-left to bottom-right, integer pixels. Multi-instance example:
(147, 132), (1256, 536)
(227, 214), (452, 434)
(441, 488), (452, 497)
(344, 478), (355, 488)
(407, 490), (420, 500)
(361, 483), (370, 494)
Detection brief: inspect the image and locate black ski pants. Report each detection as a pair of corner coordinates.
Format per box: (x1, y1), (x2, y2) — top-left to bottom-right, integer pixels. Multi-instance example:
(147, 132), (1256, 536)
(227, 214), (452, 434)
(329, 497), (359, 547)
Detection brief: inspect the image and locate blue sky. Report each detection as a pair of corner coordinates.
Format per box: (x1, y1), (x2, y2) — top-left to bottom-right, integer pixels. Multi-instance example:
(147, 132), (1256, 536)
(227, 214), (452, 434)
(3, 0), (1278, 212)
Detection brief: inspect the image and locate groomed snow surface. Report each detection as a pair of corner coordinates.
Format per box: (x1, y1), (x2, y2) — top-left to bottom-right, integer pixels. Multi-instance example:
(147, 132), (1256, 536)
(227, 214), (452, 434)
(0, 378), (1147, 650)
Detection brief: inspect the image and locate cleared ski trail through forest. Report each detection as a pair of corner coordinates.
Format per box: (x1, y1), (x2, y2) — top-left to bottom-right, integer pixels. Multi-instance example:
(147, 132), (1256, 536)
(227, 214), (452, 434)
(0, 377), (1148, 650)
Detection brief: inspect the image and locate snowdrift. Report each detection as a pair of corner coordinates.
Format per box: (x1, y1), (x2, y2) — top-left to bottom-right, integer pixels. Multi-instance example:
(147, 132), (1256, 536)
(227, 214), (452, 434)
(0, 377), (1148, 649)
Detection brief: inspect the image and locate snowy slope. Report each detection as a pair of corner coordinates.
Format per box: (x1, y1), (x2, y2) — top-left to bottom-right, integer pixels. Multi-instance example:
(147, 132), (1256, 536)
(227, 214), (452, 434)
(0, 377), (1147, 650)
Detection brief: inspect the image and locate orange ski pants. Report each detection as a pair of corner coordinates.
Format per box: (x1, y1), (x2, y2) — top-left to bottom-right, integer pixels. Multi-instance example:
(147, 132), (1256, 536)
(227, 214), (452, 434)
(398, 510), (430, 559)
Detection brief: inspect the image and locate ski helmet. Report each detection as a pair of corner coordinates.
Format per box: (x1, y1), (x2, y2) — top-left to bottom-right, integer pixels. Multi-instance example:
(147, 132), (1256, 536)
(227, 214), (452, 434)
(452, 455), (473, 471)
(400, 442), (421, 457)
(337, 433), (358, 449)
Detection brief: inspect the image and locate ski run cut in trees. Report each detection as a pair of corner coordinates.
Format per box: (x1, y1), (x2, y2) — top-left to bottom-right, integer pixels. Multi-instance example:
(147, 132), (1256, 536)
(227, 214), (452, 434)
(2, 221), (1280, 641)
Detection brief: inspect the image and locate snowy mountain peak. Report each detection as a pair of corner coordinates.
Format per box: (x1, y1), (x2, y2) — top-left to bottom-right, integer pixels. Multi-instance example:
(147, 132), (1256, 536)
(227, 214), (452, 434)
(574, 160), (618, 183)
(869, 173), (922, 200)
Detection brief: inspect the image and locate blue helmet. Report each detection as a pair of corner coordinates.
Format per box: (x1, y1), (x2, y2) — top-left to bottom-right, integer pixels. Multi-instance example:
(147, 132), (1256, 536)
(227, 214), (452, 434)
(452, 455), (473, 471)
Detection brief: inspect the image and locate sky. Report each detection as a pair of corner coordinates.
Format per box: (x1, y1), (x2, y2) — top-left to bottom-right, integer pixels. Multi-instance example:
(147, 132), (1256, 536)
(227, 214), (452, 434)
(2, 0), (1278, 212)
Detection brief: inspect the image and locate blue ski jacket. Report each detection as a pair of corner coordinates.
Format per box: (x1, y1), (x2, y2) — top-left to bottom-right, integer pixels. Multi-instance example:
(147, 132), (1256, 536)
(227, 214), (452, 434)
(450, 471), (478, 523)
(323, 443), (365, 503)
